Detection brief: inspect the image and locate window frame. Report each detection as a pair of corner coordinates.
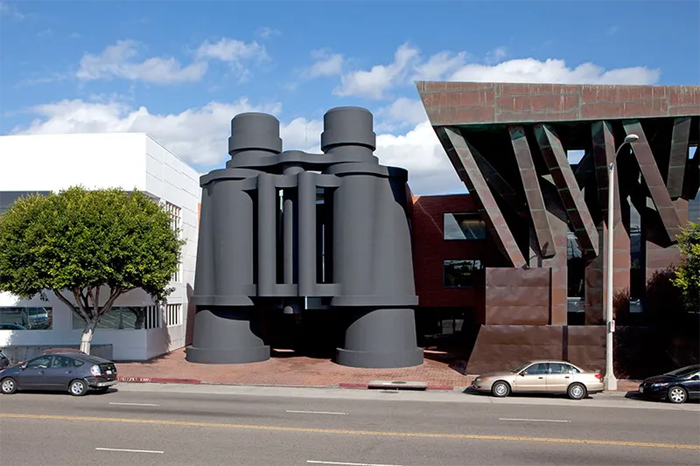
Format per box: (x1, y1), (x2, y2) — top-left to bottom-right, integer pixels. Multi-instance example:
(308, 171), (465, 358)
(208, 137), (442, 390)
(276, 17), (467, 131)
(443, 213), (487, 241)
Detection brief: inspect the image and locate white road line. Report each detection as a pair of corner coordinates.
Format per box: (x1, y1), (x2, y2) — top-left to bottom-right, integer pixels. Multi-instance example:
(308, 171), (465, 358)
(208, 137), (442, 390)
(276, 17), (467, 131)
(307, 461), (402, 466)
(108, 402), (160, 407)
(287, 410), (348, 415)
(499, 418), (571, 423)
(96, 448), (164, 454)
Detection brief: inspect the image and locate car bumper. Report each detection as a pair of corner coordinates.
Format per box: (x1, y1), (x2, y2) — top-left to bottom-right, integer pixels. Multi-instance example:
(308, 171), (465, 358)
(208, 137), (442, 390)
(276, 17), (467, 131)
(471, 380), (495, 392)
(85, 377), (118, 388)
(638, 385), (668, 399)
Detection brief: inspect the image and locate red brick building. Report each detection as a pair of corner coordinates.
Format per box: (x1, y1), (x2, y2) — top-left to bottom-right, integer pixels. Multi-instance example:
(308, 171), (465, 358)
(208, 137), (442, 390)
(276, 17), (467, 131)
(408, 82), (699, 374)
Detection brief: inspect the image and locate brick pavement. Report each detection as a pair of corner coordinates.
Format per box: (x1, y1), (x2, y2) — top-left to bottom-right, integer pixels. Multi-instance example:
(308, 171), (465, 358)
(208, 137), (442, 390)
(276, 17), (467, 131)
(116, 348), (641, 392)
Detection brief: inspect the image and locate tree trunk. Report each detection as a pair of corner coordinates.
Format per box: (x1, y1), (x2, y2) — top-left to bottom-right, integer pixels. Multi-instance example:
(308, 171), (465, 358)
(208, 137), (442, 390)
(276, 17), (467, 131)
(80, 320), (97, 354)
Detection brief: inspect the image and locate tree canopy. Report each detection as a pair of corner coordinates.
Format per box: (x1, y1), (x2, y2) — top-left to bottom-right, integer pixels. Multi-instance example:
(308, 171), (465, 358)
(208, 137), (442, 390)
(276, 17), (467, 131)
(672, 220), (700, 312)
(0, 186), (184, 353)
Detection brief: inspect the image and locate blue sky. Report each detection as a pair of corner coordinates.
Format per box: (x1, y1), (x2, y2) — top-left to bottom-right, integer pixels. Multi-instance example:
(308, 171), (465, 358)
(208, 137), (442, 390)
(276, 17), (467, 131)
(1, 1), (698, 194)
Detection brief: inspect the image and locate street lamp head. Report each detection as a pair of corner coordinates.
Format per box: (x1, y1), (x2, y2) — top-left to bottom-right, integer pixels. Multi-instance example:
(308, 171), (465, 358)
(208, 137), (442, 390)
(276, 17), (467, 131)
(624, 134), (639, 144)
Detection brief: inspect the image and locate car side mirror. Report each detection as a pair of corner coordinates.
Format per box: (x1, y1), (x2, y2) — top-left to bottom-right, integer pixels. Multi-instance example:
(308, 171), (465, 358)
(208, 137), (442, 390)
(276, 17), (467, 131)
(692, 375), (700, 381)
(19, 363), (27, 370)
(519, 372), (526, 377)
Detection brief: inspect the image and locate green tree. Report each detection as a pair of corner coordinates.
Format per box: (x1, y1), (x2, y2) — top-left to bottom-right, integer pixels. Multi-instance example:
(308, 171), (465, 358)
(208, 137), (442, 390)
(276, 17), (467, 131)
(672, 221), (700, 312)
(0, 187), (184, 354)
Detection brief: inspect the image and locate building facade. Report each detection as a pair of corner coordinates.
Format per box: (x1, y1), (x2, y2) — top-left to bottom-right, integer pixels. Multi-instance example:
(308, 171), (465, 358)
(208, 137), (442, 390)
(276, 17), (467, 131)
(414, 82), (699, 373)
(0, 133), (201, 361)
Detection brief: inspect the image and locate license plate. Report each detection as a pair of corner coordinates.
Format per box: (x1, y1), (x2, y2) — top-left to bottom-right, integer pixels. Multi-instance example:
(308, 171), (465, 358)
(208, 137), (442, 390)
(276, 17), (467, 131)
(106, 370), (113, 375)
(639, 386), (644, 393)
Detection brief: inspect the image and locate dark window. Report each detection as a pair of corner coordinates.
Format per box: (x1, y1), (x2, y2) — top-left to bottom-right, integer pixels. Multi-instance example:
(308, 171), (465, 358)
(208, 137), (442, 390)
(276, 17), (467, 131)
(444, 213), (486, 240)
(548, 363), (568, 374)
(73, 306), (158, 330)
(26, 356), (51, 369)
(73, 359), (84, 367)
(51, 356), (73, 368)
(523, 363), (548, 375)
(0, 307), (52, 330)
(443, 260), (482, 288)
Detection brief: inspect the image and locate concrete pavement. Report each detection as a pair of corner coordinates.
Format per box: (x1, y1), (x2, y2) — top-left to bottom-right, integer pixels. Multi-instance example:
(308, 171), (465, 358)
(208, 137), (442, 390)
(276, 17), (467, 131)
(1, 383), (698, 466)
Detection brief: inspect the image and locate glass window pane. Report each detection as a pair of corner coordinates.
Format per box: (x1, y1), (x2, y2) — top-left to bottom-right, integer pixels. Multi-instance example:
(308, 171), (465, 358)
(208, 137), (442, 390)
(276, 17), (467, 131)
(26, 356), (52, 369)
(443, 260), (482, 288)
(72, 307), (146, 330)
(444, 213), (486, 240)
(0, 307), (52, 330)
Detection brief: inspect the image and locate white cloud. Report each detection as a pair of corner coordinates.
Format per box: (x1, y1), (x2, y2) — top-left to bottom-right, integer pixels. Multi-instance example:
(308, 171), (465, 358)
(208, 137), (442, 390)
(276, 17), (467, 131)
(412, 51), (467, 81)
(0, 2), (25, 21)
(12, 98), (282, 166)
(375, 97), (427, 132)
(77, 40), (208, 84)
(69, 32), (81, 39)
(447, 58), (660, 85)
(75, 38), (269, 85)
(303, 49), (345, 78)
(256, 27), (281, 39)
(195, 38), (269, 64)
(333, 43), (420, 100)
(332, 44), (660, 99)
(485, 46), (508, 65)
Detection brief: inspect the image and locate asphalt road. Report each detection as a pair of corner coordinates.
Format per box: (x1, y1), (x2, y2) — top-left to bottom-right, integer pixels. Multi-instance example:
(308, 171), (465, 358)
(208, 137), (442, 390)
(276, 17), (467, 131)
(1, 384), (698, 466)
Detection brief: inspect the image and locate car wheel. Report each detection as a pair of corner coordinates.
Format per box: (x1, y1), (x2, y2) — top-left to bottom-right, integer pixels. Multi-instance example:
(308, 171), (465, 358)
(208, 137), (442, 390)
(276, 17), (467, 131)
(69, 379), (88, 397)
(1, 377), (17, 394)
(567, 383), (587, 400)
(491, 381), (511, 398)
(667, 386), (688, 404)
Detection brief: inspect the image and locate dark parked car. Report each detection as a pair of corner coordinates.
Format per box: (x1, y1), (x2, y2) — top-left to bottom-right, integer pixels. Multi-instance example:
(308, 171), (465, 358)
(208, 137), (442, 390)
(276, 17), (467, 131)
(0, 323), (27, 330)
(638, 364), (700, 404)
(0, 352), (118, 396)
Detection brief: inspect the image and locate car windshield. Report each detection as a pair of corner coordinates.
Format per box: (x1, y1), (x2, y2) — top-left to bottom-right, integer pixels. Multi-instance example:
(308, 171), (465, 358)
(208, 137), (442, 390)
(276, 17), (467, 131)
(510, 362), (532, 373)
(663, 365), (700, 377)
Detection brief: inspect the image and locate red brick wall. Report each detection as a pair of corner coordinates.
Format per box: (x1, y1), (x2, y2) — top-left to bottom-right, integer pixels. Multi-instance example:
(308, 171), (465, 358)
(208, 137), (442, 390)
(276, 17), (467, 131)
(411, 194), (504, 308)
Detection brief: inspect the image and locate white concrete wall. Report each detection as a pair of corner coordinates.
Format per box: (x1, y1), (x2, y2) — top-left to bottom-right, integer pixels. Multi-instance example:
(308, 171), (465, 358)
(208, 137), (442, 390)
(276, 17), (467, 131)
(0, 133), (201, 361)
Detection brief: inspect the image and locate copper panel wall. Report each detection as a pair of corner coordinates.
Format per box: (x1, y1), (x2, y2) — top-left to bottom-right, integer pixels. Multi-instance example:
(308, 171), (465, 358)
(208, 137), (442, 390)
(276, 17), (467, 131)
(465, 325), (605, 374)
(483, 268), (550, 325)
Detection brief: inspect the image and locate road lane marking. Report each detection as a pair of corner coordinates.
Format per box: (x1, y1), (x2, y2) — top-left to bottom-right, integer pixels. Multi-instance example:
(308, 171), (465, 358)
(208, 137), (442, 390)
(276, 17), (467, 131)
(287, 410), (348, 415)
(499, 418), (570, 423)
(2, 413), (698, 451)
(109, 402), (160, 407)
(307, 461), (402, 466)
(96, 448), (163, 454)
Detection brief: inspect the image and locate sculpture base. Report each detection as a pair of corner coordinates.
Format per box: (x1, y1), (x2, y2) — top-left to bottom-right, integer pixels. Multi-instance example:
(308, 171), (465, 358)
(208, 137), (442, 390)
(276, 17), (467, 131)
(336, 308), (423, 368)
(336, 347), (423, 368)
(185, 345), (270, 364)
(186, 307), (270, 364)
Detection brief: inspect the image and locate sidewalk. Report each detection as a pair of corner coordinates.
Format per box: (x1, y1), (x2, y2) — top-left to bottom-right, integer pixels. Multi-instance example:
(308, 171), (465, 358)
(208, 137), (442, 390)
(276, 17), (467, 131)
(116, 348), (641, 392)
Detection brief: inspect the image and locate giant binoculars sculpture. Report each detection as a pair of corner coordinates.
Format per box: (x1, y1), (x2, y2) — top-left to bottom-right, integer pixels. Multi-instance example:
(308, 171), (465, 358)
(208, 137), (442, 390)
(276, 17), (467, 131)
(185, 106), (424, 368)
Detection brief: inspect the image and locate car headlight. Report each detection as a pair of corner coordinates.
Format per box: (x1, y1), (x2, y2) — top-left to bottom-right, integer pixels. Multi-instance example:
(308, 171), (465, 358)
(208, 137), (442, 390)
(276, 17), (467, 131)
(475, 378), (481, 382)
(651, 382), (669, 388)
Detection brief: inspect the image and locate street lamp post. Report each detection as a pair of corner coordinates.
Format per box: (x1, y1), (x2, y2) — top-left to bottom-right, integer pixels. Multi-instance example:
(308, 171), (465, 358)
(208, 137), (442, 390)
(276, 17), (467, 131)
(604, 133), (639, 391)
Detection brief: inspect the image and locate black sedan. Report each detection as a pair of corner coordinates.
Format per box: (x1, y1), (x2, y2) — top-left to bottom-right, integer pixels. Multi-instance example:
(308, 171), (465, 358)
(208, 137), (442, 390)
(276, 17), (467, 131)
(638, 364), (700, 404)
(0, 352), (118, 396)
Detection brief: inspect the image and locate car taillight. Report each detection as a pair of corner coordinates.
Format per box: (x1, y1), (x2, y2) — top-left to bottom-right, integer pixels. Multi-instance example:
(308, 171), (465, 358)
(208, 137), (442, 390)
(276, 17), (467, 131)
(90, 365), (102, 377)
(595, 373), (603, 381)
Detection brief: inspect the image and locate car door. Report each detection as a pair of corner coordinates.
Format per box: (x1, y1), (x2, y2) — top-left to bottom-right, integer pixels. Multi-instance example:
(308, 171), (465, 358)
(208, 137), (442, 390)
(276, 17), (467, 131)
(17, 355), (52, 389)
(514, 363), (549, 392)
(546, 363), (573, 393)
(684, 372), (700, 398)
(43, 355), (77, 388)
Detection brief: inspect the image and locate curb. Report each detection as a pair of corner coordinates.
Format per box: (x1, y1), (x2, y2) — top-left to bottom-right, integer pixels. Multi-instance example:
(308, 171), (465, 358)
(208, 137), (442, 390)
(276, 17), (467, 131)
(118, 377), (639, 393)
(118, 376), (201, 385)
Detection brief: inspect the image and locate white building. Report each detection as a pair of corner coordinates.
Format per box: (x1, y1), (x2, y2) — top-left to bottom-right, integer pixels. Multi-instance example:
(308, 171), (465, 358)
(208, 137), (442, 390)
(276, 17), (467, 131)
(0, 133), (201, 361)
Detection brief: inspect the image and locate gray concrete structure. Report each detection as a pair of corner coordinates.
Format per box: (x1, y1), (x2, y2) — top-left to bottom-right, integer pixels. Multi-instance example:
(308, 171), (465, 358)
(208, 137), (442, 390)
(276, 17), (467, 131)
(186, 107), (423, 368)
